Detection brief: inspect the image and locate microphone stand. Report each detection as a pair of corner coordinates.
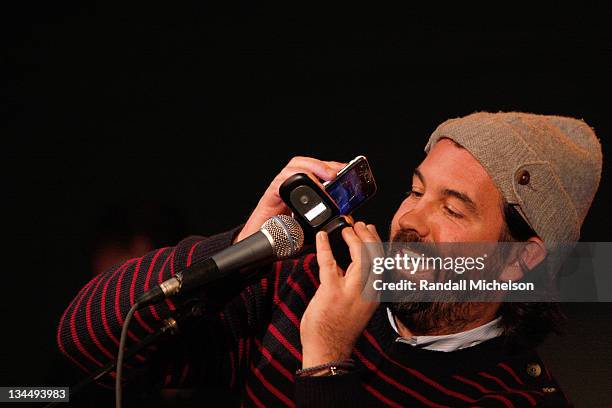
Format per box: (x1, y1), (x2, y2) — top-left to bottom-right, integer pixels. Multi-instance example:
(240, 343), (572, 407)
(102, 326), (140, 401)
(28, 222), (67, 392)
(44, 301), (206, 408)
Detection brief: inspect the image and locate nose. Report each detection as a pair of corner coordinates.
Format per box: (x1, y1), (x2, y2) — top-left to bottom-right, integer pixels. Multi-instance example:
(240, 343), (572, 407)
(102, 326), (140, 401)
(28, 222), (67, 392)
(398, 201), (431, 239)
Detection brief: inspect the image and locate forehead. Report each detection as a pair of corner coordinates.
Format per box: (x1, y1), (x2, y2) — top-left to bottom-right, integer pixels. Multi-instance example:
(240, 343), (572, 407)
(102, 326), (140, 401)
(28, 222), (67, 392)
(418, 138), (501, 205)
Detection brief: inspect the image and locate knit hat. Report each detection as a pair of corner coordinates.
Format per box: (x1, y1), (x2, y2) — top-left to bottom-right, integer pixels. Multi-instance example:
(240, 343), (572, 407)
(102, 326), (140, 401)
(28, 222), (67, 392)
(424, 112), (602, 245)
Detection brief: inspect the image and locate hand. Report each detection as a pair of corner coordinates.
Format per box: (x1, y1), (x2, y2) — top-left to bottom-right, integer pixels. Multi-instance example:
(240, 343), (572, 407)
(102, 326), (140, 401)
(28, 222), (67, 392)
(300, 222), (382, 370)
(234, 157), (346, 243)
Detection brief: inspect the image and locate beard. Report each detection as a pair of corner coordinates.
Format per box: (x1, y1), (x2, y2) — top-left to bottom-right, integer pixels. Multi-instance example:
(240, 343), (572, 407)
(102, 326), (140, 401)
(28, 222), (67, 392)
(389, 301), (482, 335)
(387, 228), (511, 336)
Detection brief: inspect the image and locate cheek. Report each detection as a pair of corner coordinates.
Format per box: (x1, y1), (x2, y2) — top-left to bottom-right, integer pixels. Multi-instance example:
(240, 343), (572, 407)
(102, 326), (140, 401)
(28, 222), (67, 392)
(431, 214), (496, 242)
(439, 216), (504, 242)
(473, 216), (506, 242)
(434, 224), (466, 242)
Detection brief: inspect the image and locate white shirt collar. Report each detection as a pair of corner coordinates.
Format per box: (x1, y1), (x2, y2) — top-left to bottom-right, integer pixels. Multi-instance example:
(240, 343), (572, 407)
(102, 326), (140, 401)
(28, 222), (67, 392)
(386, 307), (503, 352)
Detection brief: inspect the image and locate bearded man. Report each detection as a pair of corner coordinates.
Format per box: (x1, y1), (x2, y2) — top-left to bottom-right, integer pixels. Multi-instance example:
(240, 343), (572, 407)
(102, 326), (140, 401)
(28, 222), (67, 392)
(58, 112), (602, 407)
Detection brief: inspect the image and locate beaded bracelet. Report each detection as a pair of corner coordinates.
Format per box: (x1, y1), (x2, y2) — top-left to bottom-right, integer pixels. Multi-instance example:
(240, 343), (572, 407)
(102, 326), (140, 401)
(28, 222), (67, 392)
(295, 359), (356, 377)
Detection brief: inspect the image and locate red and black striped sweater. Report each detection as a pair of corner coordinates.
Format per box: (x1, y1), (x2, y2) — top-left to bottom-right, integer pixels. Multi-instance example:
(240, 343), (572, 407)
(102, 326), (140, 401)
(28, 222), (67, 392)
(58, 227), (571, 407)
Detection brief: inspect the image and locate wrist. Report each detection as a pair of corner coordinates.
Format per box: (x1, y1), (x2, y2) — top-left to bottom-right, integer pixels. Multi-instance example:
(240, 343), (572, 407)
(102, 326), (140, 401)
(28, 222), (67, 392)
(302, 349), (351, 370)
(296, 359), (355, 377)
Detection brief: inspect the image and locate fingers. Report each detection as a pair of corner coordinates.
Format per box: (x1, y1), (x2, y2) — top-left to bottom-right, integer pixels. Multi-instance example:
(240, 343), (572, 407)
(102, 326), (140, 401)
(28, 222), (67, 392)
(269, 157), (346, 200)
(287, 157), (346, 181)
(366, 224), (381, 240)
(328, 161), (347, 171)
(342, 222), (384, 287)
(271, 167), (326, 197)
(356, 221), (381, 243)
(315, 231), (341, 285)
(242, 157), (346, 244)
(317, 222), (382, 292)
(341, 226), (364, 269)
(342, 222), (381, 262)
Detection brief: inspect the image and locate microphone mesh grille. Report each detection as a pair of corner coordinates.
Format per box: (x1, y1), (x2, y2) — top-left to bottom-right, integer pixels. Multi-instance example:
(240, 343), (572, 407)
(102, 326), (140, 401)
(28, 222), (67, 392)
(262, 215), (305, 259)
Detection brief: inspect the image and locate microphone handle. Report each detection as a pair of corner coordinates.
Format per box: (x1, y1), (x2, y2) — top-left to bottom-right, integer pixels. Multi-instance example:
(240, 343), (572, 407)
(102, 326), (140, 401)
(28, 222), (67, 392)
(211, 230), (275, 272)
(182, 230), (275, 293)
(137, 231), (275, 307)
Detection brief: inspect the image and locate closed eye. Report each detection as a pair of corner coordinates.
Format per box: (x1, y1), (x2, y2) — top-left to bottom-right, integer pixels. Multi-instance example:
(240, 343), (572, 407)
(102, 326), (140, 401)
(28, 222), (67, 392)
(444, 206), (463, 218)
(406, 190), (423, 198)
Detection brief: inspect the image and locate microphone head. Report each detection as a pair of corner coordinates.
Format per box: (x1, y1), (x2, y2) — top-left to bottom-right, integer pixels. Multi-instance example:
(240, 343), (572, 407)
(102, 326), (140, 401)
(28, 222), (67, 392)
(261, 215), (305, 259)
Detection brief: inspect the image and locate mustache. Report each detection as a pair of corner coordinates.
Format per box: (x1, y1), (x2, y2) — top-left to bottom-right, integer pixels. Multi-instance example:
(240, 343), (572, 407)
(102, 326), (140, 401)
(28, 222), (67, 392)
(390, 229), (422, 244)
(389, 229), (440, 258)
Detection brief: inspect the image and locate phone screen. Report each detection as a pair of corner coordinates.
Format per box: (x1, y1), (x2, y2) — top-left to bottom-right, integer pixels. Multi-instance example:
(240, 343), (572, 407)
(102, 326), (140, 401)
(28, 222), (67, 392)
(325, 157), (377, 215)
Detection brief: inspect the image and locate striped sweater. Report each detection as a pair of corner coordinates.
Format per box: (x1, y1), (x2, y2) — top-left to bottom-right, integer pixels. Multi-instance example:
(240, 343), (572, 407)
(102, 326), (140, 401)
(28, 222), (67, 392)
(57, 227), (571, 407)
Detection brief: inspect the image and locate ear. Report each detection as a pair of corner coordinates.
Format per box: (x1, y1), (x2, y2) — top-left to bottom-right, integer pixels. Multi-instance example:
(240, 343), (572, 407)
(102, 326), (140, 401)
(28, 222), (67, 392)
(499, 237), (547, 282)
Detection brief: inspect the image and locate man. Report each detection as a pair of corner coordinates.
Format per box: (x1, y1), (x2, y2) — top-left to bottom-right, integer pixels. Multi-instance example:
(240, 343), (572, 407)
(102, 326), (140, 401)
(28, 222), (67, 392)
(58, 112), (602, 407)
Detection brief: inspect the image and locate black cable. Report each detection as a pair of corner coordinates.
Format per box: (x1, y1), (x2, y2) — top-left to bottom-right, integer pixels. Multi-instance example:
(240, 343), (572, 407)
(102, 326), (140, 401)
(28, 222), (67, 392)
(115, 301), (141, 408)
(44, 303), (192, 408)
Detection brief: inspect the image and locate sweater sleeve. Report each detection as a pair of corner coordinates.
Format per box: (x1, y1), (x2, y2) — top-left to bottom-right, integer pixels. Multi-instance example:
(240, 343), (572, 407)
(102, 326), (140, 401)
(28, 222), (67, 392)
(295, 371), (366, 407)
(295, 372), (572, 408)
(56, 226), (243, 385)
(469, 390), (571, 408)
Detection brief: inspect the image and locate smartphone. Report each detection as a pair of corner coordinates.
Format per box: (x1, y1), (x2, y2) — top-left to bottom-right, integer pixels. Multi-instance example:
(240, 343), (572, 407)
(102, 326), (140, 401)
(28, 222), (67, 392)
(324, 156), (377, 215)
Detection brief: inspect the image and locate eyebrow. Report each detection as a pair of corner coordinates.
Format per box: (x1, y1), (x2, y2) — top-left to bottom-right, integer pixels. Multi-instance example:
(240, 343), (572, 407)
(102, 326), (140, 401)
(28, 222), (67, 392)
(413, 168), (479, 215)
(442, 189), (478, 214)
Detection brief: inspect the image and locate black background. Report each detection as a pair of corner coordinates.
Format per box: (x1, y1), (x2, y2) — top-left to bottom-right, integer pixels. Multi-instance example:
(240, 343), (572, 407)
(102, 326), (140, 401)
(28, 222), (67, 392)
(3, 2), (612, 406)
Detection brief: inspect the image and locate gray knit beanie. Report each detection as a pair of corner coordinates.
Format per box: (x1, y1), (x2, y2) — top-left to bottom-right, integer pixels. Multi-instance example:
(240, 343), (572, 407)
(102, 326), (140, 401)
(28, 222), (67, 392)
(425, 112), (603, 245)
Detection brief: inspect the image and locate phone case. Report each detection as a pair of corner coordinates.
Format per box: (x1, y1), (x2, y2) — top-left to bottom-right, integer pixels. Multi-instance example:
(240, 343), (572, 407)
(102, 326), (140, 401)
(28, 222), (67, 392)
(279, 173), (340, 242)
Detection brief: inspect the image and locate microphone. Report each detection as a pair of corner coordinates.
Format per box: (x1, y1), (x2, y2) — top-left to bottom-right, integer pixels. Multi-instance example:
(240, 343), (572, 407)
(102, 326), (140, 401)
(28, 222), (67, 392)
(137, 215), (305, 307)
